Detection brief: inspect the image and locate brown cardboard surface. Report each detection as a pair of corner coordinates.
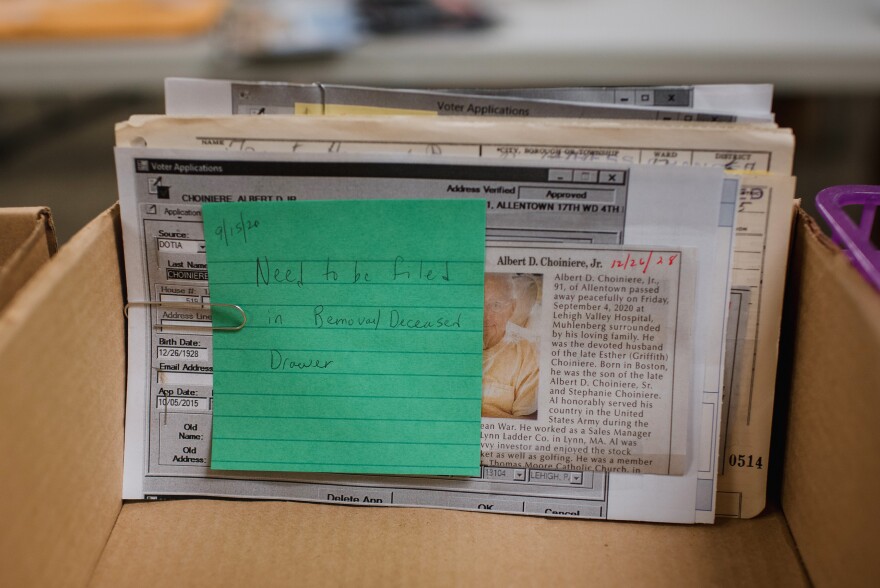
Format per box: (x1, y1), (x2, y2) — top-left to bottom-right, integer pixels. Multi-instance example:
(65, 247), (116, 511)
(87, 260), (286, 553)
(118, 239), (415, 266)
(2, 201), (863, 588)
(781, 210), (880, 587)
(0, 205), (125, 588)
(0, 206), (57, 310)
(90, 500), (808, 588)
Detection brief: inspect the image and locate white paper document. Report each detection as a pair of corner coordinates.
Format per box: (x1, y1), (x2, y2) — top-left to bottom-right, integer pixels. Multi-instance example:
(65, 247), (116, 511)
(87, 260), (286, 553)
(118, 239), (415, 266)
(117, 114), (795, 517)
(481, 244), (697, 476)
(117, 146), (736, 523)
(450, 84), (774, 118)
(164, 78), (774, 122)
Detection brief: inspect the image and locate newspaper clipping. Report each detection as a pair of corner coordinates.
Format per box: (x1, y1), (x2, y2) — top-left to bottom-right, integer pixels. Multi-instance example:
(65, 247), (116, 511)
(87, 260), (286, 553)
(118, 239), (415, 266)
(480, 244), (695, 475)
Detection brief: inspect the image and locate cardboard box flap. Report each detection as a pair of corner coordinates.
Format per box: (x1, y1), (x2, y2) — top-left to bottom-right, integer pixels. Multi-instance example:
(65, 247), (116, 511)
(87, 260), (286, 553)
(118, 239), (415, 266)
(90, 500), (808, 588)
(781, 209), (880, 587)
(0, 205), (125, 588)
(0, 206), (57, 310)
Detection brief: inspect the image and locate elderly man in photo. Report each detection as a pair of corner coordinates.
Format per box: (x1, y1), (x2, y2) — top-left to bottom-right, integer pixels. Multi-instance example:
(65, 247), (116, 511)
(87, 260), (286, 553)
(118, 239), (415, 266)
(482, 273), (539, 418)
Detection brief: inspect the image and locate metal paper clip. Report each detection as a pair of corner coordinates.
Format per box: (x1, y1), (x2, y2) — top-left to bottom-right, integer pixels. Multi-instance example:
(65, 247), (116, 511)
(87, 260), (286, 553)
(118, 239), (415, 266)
(124, 301), (247, 332)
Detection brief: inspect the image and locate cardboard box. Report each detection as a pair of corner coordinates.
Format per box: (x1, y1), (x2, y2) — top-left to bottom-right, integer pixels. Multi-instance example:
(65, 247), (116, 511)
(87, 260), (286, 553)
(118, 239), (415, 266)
(0, 204), (876, 587)
(777, 210), (880, 587)
(0, 206), (56, 311)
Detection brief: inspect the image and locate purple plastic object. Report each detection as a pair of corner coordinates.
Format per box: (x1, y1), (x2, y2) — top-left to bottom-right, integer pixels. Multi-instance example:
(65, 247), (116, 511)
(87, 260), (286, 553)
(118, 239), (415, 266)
(815, 185), (880, 291)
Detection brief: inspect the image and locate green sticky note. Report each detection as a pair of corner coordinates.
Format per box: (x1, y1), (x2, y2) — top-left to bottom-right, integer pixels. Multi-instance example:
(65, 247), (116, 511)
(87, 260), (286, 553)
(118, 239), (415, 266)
(203, 199), (486, 476)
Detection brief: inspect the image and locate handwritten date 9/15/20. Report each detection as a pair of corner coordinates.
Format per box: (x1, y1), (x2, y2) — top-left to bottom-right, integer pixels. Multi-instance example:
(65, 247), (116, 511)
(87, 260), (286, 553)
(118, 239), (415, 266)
(214, 213), (260, 246)
(610, 251), (679, 274)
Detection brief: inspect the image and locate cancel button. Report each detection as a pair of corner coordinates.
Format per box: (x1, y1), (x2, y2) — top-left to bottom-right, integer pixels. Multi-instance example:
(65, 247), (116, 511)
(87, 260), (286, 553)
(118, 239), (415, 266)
(546, 507), (579, 516)
(524, 501), (603, 519)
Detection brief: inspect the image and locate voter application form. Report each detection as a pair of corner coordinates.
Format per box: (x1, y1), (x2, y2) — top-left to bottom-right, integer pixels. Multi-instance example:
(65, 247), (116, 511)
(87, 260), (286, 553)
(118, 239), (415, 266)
(117, 145), (736, 523)
(118, 113), (795, 518)
(164, 79), (774, 123)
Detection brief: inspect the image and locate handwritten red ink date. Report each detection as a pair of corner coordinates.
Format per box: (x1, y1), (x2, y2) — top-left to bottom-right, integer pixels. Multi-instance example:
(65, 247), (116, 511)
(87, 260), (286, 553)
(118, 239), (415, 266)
(610, 251), (678, 273)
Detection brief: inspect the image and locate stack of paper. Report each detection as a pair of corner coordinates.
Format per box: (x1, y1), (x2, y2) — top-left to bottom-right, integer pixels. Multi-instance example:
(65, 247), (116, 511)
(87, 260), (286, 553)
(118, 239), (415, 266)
(115, 81), (795, 523)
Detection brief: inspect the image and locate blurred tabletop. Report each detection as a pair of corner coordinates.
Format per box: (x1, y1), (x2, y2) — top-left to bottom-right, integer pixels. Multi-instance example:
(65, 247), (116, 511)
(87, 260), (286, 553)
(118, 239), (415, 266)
(0, 0), (879, 94)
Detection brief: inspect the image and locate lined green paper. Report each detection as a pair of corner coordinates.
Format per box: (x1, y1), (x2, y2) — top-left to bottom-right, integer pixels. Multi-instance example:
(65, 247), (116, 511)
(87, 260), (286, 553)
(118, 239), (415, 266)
(203, 199), (486, 476)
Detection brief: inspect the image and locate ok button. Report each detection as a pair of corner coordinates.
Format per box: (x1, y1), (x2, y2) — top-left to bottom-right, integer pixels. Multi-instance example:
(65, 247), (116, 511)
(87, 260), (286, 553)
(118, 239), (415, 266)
(450, 496), (524, 513)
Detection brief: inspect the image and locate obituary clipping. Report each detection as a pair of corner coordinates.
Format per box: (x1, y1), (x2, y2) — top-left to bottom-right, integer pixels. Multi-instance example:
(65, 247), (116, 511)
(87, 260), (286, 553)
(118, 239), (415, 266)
(481, 244), (696, 475)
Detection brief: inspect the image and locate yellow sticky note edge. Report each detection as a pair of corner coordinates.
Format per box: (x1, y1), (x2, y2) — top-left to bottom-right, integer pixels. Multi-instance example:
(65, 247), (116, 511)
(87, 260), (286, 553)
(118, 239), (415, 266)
(294, 103), (324, 116)
(294, 103), (438, 117)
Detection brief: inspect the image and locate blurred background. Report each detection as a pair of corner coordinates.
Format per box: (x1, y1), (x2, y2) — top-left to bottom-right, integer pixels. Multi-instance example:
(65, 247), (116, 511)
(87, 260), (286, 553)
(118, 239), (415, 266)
(0, 0), (878, 242)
